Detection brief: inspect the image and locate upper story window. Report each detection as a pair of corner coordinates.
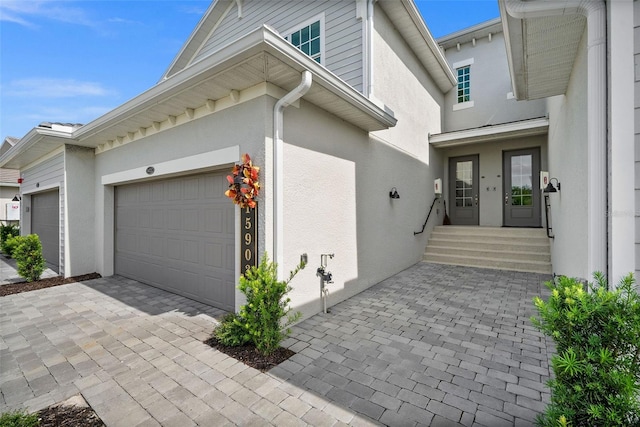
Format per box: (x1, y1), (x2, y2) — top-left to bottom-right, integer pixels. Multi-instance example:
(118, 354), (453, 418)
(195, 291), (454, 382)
(452, 58), (474, 111)
(456, 66), (471, 103)
(284, 15), (324, 64)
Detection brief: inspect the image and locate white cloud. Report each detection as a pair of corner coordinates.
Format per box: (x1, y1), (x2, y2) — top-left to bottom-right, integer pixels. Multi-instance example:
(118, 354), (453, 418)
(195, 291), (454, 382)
(107, 17), (143, 25)
(0, 0), (98, 29)
(6, 78), (113, 98)
(178, 5), (207, 15)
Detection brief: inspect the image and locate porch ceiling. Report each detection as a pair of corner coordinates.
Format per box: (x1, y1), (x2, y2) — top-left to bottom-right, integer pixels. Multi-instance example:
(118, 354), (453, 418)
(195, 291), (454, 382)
(0, 26), (396, 170)
(429, 117), (548, 148)
(499, 0), (586, 100)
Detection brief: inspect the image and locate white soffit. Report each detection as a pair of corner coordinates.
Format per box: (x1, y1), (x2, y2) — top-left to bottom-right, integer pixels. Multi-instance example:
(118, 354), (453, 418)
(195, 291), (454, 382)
(429, 117), (549, 147)
(501, 0), (586, 100)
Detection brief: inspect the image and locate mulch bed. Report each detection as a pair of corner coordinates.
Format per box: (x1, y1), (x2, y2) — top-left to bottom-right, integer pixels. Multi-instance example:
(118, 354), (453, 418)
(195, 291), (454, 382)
(37, 405), (104, 427)
(203, 336), (295, 372)
(0, 273), (102, 297)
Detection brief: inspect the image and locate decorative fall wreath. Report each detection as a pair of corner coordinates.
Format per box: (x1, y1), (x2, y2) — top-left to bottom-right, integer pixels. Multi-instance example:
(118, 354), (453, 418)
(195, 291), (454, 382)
(225, 153), (260, 209)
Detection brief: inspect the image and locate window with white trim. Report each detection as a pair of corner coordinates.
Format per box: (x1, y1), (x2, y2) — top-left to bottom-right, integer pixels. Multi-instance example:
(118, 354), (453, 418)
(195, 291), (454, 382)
(456, 66), (471, 103)
(284, 16), (324, 64)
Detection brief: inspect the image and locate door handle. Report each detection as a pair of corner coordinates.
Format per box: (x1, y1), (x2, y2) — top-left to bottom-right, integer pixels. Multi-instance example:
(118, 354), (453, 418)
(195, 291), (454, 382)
(475, 195), (478, 206)
(505, 193), (509, 205)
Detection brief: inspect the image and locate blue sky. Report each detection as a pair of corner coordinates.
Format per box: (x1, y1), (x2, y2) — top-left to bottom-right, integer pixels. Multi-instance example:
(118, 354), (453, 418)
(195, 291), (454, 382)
(0, 0), (498, 140)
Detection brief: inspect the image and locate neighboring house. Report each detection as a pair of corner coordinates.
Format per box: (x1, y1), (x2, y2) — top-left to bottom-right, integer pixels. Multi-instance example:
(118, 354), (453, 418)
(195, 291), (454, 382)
(0, 0), (635, 316)
(1, 137), (20, 226)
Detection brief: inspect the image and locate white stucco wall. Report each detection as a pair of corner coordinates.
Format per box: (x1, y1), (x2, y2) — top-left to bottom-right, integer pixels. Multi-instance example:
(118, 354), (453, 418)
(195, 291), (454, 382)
(546, 31), (589, 280)
(440, 135), (548, 227)
(442, 32), (547, 133)
(64, 145), (95, 277)
(279, 99), (444, 320)
(371, 4), (444, 162)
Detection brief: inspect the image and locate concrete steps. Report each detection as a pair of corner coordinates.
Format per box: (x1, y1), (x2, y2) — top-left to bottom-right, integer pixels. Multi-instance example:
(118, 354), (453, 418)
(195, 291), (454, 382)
(423, 226), (552, 274)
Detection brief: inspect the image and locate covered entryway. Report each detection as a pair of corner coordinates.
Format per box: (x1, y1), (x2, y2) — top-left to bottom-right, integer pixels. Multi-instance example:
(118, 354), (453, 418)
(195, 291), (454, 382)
(114, 171), (235, 310)
(31, 189), (60, 271)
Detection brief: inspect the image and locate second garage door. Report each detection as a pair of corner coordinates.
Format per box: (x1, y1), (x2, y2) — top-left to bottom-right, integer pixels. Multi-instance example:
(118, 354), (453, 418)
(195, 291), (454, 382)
(115, 172), (235, 310)
(31, 189), (60, 271)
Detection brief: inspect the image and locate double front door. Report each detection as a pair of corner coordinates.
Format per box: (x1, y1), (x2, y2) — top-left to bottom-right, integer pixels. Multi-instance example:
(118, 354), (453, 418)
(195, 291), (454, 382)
(448, 148), (541, 227)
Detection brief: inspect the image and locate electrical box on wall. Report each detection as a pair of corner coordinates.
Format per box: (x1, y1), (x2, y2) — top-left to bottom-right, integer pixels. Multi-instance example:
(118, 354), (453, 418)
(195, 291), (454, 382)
(434, 178), (442, 195)
(540, 171), (549, 190)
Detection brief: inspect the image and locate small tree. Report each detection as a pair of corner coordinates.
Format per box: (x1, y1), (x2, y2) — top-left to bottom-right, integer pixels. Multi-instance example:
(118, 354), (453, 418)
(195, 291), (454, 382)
(532, 273), (640, 427)
(216, 253), (303, 355)
(13, 234), (46, 282)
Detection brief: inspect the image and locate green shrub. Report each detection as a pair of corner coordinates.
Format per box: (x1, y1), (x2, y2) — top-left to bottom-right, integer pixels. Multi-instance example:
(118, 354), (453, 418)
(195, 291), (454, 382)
(215, 313), (250, 347)
(0, 410), (39, 427)
(2, 236), (21, 258)
(13, 235), (46, 282)
(215, 253), (303, 355)
(532, 272), (640, 427)
(0, 224), (19, 256)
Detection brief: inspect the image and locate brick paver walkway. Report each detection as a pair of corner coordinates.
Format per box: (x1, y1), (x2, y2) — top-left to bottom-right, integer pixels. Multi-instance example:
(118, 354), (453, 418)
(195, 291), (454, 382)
(0, 263), (552, 426)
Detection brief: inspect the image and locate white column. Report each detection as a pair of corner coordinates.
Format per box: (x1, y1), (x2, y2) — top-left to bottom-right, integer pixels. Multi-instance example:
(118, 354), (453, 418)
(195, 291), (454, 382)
(608, 0), (635, 283)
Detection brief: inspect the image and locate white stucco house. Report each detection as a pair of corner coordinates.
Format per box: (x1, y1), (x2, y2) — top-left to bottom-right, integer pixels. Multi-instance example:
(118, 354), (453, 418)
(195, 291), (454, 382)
(0, 0), (636, 319)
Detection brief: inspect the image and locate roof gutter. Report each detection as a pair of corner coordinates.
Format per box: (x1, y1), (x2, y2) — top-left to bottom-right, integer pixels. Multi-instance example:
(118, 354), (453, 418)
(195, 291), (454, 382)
(273, 70), (312, 279)
(504, 0), (607, 278)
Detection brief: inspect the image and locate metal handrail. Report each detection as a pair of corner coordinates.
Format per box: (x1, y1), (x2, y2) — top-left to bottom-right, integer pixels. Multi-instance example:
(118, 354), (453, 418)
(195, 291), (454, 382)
(544, 194), (554, 238)
(414, 197), (440, 235)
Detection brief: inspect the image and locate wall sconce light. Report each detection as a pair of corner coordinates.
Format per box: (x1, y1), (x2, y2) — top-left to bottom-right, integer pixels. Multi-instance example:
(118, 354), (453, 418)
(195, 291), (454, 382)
(11, 195), (21, 202)
(389, 187), (400, 199)
(543, 178), (561, 193)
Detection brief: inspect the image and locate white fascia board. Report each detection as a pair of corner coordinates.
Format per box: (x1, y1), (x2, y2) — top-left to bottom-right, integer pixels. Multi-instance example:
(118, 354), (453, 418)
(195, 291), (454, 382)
(160, 0), (231, 80)
(429, 117), (549, 147)
(75, 25), (396, 144)
(498, 0), (524, 100)
(0, 128), (73, 169)
(400, 0), (457, 89)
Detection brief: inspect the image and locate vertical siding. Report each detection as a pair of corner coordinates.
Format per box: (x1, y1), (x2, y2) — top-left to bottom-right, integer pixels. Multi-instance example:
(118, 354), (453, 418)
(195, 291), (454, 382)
(635, 1), (640, 286)
(22, 153), (65, 274)
(193, 0), (364, 92)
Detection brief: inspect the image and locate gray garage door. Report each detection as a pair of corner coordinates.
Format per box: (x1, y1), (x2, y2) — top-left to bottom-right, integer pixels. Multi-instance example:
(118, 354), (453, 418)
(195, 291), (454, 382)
(115, 172), (235, 310)
(31, 189), (60, 271)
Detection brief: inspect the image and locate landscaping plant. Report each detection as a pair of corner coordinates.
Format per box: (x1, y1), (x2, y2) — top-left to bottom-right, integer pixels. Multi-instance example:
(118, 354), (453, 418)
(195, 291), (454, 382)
(216, 254), (304, 355)
(0, 410), (39, 427)
(532, 272), (640, 427)
(0, 224), (19, 256)
(13, 234), (46, 282)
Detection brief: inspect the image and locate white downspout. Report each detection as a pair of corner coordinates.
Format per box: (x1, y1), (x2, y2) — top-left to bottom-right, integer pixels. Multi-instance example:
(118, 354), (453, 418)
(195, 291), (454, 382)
(505, 0), (607, 278)
(366, 0), (375, 97)
(273, 70), (312, 279)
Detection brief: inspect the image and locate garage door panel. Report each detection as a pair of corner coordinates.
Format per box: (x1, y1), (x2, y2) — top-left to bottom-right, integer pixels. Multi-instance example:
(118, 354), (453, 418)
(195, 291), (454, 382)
(115, 172), (235, 310)
(184, 180), (199, 199)
(184, 239), (200, 264)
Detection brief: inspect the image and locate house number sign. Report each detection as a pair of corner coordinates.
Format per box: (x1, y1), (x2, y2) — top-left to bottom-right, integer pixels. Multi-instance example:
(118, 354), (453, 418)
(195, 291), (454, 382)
(240, 204), (257, 275)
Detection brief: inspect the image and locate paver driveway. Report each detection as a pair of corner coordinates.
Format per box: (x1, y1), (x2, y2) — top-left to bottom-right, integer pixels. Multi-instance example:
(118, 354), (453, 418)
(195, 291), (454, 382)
(0, 263), (552, 426)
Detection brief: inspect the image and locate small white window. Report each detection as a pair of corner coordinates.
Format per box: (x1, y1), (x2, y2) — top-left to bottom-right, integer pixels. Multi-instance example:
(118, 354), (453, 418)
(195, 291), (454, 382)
(284, 15), (325, 64)
(456, 66), (471, 103)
